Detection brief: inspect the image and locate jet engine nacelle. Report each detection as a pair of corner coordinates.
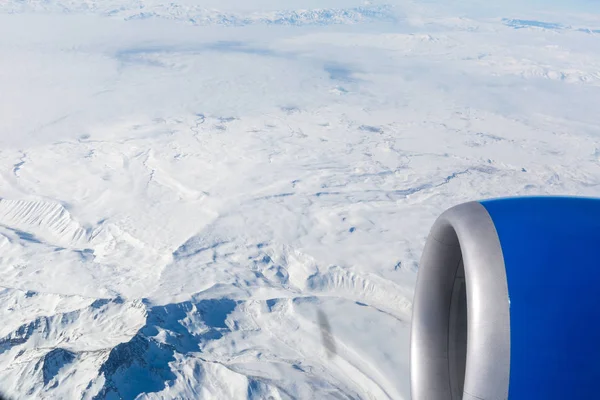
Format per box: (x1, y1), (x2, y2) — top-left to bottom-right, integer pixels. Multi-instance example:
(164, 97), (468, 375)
(410, 196), (600, 400)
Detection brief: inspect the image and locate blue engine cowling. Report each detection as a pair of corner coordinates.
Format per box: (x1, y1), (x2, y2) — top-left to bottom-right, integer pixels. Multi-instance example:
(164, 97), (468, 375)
(410, 196), (600, 400)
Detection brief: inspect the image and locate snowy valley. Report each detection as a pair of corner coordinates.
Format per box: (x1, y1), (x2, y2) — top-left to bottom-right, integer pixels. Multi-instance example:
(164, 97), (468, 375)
(1, 0), (600, 398)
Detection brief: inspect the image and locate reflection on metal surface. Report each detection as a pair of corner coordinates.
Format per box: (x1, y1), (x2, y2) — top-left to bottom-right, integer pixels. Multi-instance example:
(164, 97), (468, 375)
(317, 309), (337, 359)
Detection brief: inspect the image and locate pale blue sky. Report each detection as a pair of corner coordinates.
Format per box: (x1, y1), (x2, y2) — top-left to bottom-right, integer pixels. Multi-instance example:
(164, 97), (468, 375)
(417, 0), (600, 19)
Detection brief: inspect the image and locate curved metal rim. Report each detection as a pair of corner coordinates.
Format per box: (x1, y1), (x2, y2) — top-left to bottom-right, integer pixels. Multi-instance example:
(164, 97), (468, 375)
(411, 201), (510, 400)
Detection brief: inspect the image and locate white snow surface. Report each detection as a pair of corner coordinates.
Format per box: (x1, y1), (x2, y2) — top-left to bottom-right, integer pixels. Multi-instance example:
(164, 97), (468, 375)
(0, 0), (600, 399)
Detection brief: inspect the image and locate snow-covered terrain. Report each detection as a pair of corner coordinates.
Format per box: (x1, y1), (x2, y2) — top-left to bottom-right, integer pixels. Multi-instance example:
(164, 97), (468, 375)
(1, 0), (599, 398)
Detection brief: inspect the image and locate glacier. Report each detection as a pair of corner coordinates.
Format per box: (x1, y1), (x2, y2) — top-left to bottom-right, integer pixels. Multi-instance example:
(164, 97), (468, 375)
(0, 0), (599, 399)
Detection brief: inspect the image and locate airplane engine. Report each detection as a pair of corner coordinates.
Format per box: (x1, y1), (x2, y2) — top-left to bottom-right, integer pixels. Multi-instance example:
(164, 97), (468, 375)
(410, 197), (600, 400)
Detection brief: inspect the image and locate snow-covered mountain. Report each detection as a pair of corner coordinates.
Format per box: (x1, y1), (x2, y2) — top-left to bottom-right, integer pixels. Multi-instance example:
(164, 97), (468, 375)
(1, 0), (397, 26)
(1, 0), (599, 398)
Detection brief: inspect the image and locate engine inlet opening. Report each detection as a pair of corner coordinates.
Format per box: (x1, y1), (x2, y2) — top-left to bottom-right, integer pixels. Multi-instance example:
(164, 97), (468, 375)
(449, 258), (467, 399)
